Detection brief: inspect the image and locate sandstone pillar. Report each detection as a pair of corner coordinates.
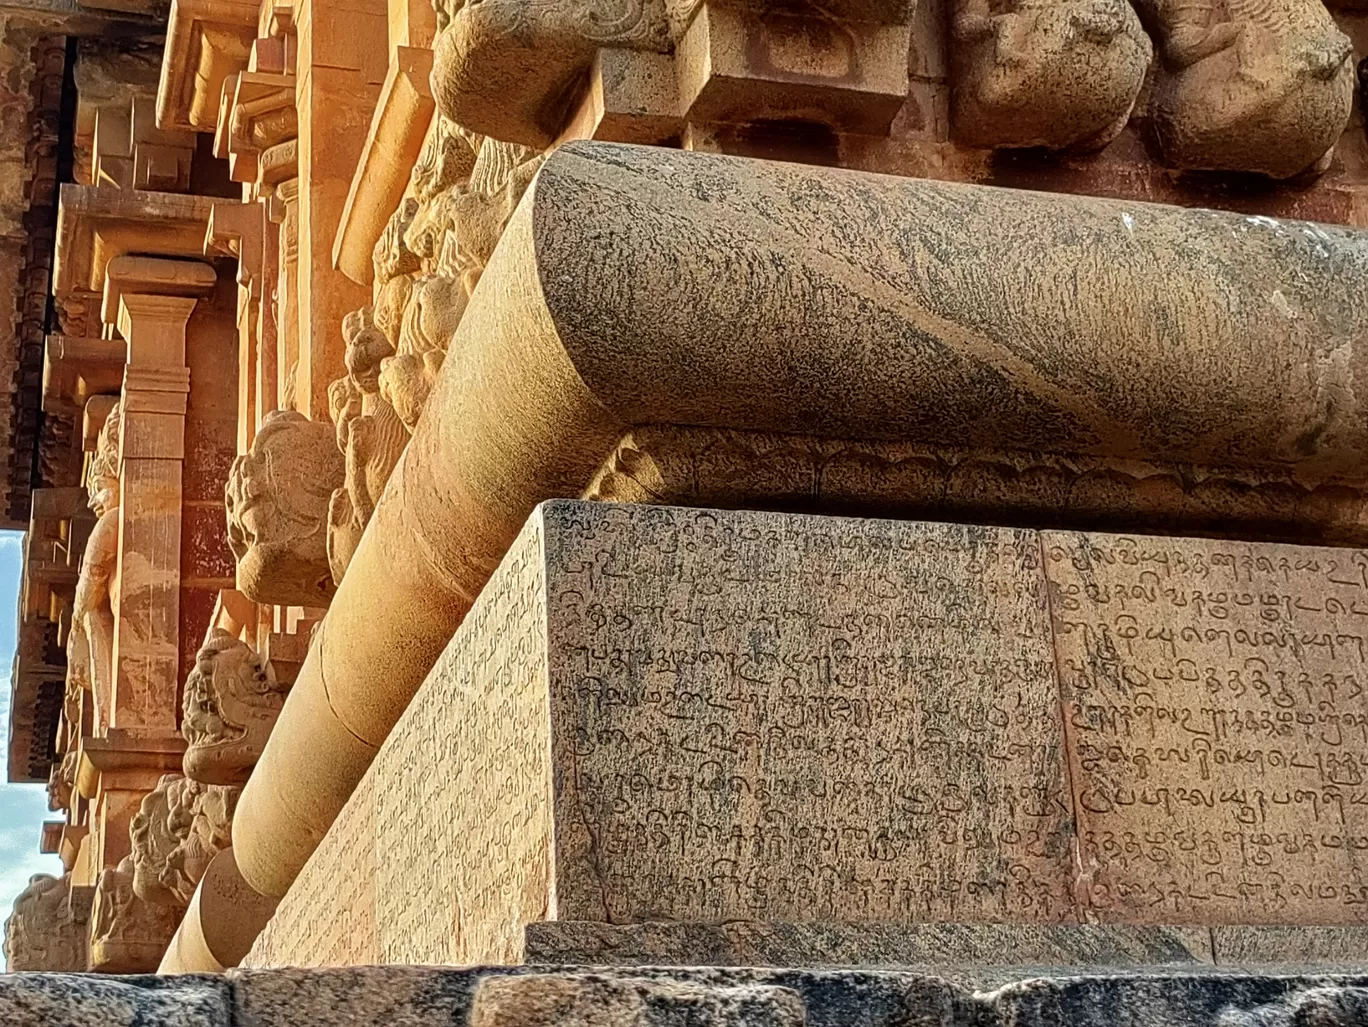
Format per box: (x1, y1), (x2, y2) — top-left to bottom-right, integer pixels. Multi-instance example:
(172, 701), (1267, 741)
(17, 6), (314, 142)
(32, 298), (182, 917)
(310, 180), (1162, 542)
(104, 258), (215, 736)
(270, 180), (299, 410)
(294, 0), (386, 418)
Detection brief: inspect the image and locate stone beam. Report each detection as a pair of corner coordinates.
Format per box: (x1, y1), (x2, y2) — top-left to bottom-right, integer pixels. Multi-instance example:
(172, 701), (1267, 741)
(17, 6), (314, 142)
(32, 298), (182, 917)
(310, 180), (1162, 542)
(0, 0), (161, 35)
(53, 186), (218, 300)
(332, 45), (434, 287)
(223, 141), (1368, 907)
(156, 0), (259, 134)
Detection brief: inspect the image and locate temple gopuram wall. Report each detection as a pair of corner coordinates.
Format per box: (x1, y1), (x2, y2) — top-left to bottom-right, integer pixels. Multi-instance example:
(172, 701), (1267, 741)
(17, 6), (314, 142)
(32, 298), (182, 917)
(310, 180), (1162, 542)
(7, 0), (1368, 1021)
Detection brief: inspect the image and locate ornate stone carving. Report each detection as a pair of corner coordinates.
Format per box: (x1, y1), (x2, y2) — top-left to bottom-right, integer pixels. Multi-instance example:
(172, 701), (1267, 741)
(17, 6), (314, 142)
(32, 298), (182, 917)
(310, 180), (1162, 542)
(432, 0), (673, 145)
(89, 857), (181, 974)
(183, 630), (290, 786)
(46, 752), (77, 812)
(3, 874), (89, 972)
(584, 425), (1368, 547)
(72, 400), (121, 734)
(368, 124), (542, 432)
(130, 773), (239, 908)
(1135, 0), (1354, 176)
(951, 0), (1152, 150)
(327, 309), (410, 583)
(225, 409), (344, 607)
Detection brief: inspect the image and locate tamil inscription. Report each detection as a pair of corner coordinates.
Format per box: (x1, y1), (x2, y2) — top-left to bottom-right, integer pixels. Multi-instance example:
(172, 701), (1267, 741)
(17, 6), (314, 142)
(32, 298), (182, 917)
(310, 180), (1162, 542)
(1046, 533), (1368, 924)
(544, 503), (1075, 925)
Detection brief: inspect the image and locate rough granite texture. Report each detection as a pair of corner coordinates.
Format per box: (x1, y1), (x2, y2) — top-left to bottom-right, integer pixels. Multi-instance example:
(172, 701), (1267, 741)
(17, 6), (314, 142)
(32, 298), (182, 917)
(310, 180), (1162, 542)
(5, 966), (1368, 1027)
(520, 922), (1217, 968)
(249, 502), (1368, 968)
(234, 141), (1368, 909)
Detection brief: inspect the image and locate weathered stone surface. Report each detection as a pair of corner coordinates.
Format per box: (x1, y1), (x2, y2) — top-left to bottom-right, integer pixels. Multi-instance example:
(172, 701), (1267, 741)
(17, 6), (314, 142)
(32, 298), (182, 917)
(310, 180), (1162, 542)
(3, 873), (89, 971)
(0, 973), (229, 1026)
(231, 142), (1368, 912)
(129, 773), (238, 908)
(225, 409), (344, 607)
(522, 922), (1215, 968)
(6, 966), (1368, 1027)
(470, 975), (805, 1027)
(1134, 0), (1353, 177)
(182, 631), (290, 786)
(1047, 533), (1368, 925)
(1212, 927), (1368, 966)
(950, 0), (1151, 151)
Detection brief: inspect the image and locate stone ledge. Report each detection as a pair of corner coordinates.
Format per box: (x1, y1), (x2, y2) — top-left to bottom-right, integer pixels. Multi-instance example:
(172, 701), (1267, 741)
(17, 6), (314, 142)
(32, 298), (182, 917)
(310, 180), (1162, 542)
(4, 966), (1368, 1027)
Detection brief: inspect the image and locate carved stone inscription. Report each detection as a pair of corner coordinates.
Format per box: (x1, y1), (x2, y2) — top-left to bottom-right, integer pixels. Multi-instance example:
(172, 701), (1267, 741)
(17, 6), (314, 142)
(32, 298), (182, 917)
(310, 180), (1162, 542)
(545, 503), (1074, 925)
(1046, 533), (1368, 924)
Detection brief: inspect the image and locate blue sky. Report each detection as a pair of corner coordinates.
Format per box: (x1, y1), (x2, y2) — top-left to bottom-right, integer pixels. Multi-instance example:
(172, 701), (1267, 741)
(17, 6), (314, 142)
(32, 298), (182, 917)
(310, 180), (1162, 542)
(0, 531), (63, 917)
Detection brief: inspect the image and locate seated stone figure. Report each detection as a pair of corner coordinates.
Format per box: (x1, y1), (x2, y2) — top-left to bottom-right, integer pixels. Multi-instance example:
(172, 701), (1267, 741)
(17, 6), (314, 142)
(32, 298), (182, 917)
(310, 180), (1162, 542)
(130, 773), (239, 908)
(183, 630), (290, 785)
(952, 0), (1152, 150)
(3, 874), (88, 972)
(225, 410), (345, 608)
(1136, 0), (1353, 176)
(89, 857), (180, 973)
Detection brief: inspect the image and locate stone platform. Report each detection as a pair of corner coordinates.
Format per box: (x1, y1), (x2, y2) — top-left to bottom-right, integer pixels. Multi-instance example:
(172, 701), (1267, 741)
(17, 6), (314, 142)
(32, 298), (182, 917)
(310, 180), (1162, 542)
(245, 502), (1368, 967)
(4, 965), (1368, 1027)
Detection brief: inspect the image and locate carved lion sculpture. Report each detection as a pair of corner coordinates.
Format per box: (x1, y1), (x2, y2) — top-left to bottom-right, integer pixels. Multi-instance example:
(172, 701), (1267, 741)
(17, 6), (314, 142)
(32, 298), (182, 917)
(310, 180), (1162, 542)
(130, 773), (239, 908)
(1136, 0), (1353, 176)
(183, 630), (290, 785)
(225, 409), (345, 607)
(952, 0), (1152, 150)
(3, 874), (87, 972)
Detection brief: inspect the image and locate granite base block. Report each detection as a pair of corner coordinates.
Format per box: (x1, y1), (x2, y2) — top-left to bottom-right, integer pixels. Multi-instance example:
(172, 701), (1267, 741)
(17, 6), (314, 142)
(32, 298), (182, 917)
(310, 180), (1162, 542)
(4, 966), (1368, 1027)
(521, 922), (1217, 968)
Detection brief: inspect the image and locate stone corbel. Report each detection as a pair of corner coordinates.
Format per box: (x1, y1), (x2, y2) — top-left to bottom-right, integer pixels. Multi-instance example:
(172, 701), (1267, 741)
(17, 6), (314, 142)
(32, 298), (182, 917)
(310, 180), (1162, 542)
(156, 0), (260, 134)
(220, 72), (299, 195)
(432, 0), (915, 148)
(42, 335), (126, 418)
(91, 97), (197, 193)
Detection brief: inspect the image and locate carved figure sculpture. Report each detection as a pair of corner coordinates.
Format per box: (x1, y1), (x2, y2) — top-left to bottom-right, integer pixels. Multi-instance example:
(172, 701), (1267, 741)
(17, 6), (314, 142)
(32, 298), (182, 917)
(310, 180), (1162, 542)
(3, 874), (88, 971)
(373, 125), (543, 432)
(327, 309), (410, 583)
(89, 857), (180, 973)
(225, 409), (345, 607)
(951, 0), (1152, 150)
(183, 630), (290, 785)
(72, 401), (121, 733)
(1135, 0), (1353, 176)
(130, 773), (239, 907)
